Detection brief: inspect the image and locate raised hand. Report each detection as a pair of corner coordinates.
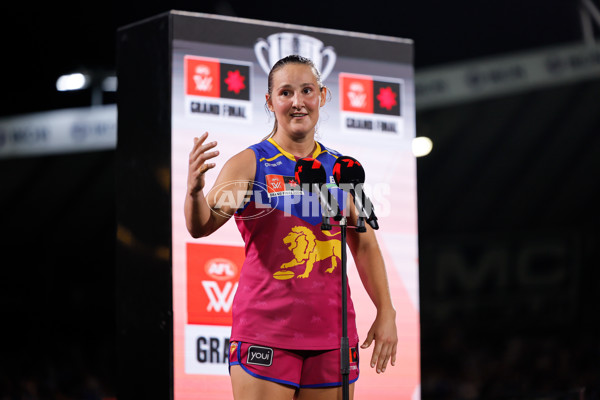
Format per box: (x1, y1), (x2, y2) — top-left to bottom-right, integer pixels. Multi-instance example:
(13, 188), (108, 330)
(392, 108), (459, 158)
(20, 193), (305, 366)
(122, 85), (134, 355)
(187, 132), (219, 194)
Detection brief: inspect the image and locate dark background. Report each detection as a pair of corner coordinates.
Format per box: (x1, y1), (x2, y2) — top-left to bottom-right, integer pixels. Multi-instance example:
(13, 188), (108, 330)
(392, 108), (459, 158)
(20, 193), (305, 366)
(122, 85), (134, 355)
(1, 1), (599, 399)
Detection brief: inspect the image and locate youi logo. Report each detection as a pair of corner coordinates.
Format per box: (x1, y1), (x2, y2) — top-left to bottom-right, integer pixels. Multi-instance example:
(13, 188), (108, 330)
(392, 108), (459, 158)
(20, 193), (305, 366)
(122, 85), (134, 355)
(246, 346), (273, 367)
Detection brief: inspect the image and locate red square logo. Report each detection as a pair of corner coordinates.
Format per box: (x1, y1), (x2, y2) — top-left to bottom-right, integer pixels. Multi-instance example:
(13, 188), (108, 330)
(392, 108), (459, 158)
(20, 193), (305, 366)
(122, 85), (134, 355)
(187, 243), (244, 326)
(265, 174), (285, 195)
(185, 56), (221, 98)
(340, 73), (374, 114)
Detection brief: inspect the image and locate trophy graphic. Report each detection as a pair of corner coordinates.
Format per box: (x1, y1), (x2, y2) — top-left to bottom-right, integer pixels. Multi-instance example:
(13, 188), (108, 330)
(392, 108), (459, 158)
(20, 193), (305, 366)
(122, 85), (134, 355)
(255, 33), (337, 81)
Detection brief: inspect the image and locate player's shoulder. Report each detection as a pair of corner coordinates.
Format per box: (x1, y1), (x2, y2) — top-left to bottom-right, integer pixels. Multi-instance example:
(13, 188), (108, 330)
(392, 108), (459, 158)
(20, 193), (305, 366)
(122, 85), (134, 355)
(247, 139), (280, 158)
(222, 148), (256, 178)
(317, 141), (342, 158)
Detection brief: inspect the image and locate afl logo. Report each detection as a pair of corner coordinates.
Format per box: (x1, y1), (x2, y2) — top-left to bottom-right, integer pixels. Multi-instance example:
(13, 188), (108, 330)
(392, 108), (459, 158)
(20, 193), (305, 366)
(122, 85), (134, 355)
(205, 258), (238, 280)
(206, 179), (277, 220)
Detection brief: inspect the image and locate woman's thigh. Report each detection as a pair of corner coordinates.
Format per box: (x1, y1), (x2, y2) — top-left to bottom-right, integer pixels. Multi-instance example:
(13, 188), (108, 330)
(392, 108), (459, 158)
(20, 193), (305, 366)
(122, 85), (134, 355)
(296, 383), (355, 400)
(230, 365), (297, 400)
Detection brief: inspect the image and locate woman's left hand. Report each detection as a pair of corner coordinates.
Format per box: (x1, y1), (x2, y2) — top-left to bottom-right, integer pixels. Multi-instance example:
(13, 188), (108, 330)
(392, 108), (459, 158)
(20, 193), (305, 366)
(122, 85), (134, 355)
(360, 308), (398, 374)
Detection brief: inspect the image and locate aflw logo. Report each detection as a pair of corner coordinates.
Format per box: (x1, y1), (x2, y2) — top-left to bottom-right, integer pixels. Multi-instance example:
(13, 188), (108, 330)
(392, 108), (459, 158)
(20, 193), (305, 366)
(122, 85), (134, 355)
(265, 174), (302, 198)
(347, 82), (367, 108)
(193, 65), (213, 92)
(270, 180), (282, 190)
(187, 243), (244, 326)
(201, 281), (238, 312)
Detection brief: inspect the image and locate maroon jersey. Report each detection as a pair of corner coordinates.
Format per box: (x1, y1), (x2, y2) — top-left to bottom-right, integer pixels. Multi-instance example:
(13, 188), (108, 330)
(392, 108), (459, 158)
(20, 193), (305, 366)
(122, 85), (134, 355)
(230, 139), (359, 350)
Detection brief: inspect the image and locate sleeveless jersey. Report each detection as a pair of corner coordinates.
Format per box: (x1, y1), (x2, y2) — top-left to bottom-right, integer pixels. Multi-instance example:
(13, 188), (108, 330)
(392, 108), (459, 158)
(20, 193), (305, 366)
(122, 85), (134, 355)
(231, 138), (359, 350)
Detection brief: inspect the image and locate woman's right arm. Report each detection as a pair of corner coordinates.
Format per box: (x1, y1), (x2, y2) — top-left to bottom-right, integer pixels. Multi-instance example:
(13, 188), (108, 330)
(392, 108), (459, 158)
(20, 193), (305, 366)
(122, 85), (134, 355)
(184, 132), (256, 238)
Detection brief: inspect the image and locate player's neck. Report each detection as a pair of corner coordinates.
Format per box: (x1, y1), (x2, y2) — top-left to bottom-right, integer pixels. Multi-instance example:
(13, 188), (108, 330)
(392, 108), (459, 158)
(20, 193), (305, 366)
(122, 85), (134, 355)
(271, 132), (316, 159)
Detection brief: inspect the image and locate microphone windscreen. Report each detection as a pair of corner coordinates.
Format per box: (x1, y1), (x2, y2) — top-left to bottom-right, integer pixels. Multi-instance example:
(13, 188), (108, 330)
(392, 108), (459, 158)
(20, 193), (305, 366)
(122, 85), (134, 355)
(294, 157), (327, 187)
(333, 156), (365, 186)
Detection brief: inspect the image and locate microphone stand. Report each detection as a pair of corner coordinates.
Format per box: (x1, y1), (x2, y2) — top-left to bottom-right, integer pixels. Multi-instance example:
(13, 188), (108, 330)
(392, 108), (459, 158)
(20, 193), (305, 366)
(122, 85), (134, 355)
(318, 190), (365, 400)
(339, 215), (350, 400)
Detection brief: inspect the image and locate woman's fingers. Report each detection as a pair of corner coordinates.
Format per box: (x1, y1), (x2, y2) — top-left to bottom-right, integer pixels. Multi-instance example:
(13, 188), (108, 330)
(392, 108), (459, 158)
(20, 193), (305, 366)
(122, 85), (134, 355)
(189, 132), (219, 172)
(192, 139), (218, 161)
(198, 162), (217, 174)
(194, 131), (209, 148)
(192, 149), (219, 171)
(377, 344), (391, 373)
(365, 328), (397, 373)
(187, 133), (219, 193)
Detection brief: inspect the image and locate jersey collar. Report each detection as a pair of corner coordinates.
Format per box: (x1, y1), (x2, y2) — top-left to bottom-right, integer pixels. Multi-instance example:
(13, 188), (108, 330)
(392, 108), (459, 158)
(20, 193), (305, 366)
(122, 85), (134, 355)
(268, 138), (322, 161)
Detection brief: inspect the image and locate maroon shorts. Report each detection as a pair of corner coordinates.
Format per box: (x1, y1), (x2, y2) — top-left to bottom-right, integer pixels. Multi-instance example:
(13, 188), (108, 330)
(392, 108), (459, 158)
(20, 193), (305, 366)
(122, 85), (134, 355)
(228, 341), (359, 388)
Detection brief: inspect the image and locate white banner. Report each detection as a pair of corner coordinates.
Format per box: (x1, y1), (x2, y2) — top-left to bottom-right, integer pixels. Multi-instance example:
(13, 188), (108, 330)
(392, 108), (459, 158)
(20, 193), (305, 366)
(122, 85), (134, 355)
(184, 325), (231, 375)
(416, 42), (600, 109)
(0, 105), (117, 159)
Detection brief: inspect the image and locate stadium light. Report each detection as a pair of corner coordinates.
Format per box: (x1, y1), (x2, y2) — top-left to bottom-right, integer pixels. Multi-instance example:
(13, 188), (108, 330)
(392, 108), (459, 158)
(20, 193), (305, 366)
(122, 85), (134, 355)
(102, 76), (118, 92)
(412, 136), (433, 157)
(56, 73), (90, 91)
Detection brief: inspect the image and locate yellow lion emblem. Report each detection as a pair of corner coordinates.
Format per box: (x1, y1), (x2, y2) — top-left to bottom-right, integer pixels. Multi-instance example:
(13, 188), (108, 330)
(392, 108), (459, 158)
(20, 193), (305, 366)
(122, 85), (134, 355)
(276, 226), (341, 279)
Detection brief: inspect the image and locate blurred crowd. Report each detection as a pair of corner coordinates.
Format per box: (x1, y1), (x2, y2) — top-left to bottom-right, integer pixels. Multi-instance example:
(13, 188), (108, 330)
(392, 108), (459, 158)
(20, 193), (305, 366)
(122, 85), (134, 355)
(421, 324), (600, 400)
(0, 341), (115, 400)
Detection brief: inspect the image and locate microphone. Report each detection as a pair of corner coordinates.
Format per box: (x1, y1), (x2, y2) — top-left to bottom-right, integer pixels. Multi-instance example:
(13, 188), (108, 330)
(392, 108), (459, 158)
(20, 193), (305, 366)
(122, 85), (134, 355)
(294, 157), (340, 228)
(333, 156), (379, 231)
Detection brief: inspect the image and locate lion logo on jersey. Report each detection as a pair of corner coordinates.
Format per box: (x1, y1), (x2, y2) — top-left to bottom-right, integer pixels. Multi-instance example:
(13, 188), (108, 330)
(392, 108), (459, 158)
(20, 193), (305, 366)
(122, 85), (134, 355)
(273, 226), (341, 279)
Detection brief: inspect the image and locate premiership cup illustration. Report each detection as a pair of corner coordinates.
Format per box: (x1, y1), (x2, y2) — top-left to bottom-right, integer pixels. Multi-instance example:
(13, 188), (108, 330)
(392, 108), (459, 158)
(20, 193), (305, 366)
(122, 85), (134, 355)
(254, 33), (337, 81)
